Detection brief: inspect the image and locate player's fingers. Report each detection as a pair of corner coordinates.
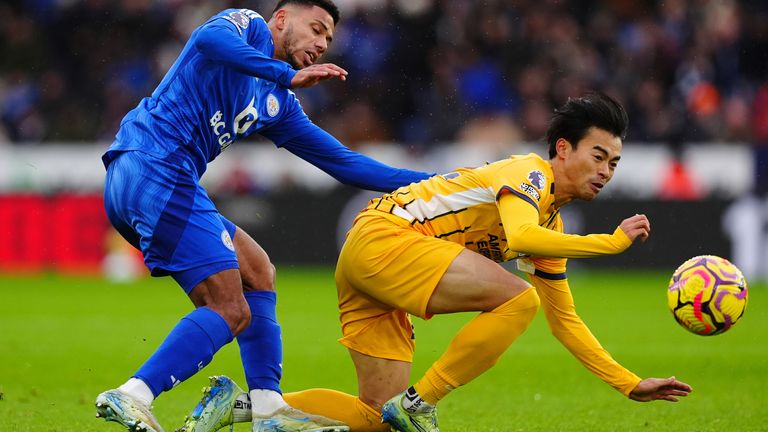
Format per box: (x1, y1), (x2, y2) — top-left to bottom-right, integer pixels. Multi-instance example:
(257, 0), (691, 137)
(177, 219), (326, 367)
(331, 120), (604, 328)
(669, 383), (692, 393)
(294, 71), (340, 88)
(639, 220), (651, 238)
(321, 62), (348, 75)
(304, 68), (332, 77)
(294, 72), (327, 86)
(633, 214), (650, 230)
(309, 64), (344, 76)
(634, 215), (649, 229)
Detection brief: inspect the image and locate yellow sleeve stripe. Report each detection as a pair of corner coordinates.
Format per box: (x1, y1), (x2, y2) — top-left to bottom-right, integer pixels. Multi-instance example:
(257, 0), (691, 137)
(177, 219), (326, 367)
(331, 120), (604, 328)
(497, 186), (539, 212)
(534, 269), (567, 280)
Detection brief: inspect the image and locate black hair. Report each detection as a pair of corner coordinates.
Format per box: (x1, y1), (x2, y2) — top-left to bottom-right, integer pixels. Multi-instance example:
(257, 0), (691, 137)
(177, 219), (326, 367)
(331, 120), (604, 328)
(546, 92), (628, 158)
(272, 0), (340, 25)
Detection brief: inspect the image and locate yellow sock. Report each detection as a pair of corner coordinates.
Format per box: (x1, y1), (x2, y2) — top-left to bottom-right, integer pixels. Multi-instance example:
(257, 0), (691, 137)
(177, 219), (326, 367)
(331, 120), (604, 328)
(414, 287), (540, 405)
(284, 388), (387, 432)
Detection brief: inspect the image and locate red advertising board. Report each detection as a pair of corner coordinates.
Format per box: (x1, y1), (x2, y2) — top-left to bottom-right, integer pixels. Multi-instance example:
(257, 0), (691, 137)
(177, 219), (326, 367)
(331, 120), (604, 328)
(0, 193), (110, 274)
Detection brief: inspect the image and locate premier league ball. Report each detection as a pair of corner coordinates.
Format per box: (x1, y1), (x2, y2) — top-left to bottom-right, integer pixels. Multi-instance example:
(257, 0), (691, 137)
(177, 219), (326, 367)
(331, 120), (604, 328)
(667, 255), (748, 336)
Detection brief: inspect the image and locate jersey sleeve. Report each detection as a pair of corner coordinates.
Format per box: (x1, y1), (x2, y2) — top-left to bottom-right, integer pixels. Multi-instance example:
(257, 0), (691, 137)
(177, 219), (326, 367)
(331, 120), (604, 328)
(194, 9), (296, 88)
(527, 263), (642, 396)
(262, 103), (433, 192)
(497, 189), (632, 258)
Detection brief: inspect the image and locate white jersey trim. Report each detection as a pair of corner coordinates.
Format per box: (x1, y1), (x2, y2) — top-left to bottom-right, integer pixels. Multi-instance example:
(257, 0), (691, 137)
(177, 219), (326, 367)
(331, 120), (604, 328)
(403, 186), (496, 223)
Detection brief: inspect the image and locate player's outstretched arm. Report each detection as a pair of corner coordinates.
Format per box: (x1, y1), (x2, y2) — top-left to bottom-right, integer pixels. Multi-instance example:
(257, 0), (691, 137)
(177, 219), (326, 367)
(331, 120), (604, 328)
(531, 271), (643, 396)
(290, 63), (348, 88)
(268, 117), (432, 191)
(629, 377), (692, 402)
(499, 195), (635, 258)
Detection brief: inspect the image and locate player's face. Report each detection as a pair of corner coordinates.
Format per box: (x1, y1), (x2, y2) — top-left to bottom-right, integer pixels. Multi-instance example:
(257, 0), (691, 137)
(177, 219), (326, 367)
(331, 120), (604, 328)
(279, 6), (335, 69)
(559, 127), (622, 201)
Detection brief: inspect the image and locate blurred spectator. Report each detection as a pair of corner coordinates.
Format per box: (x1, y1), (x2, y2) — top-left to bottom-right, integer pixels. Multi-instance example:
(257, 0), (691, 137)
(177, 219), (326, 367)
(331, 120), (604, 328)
(456, 113), (522, 153)
(0, 0), (766, 152)
(657, 157), (704, 201)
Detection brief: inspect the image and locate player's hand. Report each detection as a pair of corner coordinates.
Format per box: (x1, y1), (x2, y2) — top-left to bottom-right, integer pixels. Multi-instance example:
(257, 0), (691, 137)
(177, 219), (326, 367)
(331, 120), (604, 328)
(619, 213), (650, 243)
(291, 63), (348, 88)
(629, 376), (692, 402)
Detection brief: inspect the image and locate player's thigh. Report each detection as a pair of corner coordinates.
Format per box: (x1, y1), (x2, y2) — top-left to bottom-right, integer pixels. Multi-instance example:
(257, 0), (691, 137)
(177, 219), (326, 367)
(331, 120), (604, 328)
(349, 348), (411, 410)
(103, 151), (155, 250)
(335, 215), (452, 366)
(426, 249), (532, 314)
(105, 151), (240, 293)
(336, 214), (463, 318)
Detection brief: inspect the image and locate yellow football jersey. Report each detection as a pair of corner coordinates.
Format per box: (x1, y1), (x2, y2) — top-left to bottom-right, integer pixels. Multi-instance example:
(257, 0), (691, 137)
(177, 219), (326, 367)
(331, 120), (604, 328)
(351, 153), (642, 396)
(361, 153), (630, 274)
(366, 153), (553, 260)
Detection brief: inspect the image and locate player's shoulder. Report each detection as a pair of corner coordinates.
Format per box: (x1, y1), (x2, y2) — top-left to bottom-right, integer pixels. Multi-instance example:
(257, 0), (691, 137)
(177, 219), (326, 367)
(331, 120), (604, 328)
(482, 153), (553, 202)
(486, 153), (550, 179)
(495, 152), (548, 169)
(211, 9), (267, 35)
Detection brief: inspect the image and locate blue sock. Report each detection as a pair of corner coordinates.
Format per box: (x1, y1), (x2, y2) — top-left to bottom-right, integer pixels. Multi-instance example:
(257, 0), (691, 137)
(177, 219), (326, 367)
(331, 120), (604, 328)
(238, 291), (282, 392)
(134, 307), (233, 397)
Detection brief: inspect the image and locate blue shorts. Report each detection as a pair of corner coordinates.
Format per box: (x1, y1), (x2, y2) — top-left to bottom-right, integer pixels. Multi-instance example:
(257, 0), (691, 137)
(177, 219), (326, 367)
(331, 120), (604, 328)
(104, 150), (239, 293)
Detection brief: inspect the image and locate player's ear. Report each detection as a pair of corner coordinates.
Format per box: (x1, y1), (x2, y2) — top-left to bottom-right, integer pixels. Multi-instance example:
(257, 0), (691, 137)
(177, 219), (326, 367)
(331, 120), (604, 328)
(272, 9), (288, 30)
(555, 138), (572, 159)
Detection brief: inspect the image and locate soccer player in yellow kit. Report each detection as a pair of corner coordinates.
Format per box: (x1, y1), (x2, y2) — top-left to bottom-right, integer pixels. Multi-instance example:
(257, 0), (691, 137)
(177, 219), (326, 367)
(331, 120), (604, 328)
(179, 92), (692, 432)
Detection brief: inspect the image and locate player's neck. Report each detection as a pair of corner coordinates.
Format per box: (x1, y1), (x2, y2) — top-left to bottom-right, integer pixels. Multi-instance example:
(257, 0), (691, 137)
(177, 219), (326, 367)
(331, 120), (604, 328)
(267, 21), (285, 61)
(549, 160), (575, 208)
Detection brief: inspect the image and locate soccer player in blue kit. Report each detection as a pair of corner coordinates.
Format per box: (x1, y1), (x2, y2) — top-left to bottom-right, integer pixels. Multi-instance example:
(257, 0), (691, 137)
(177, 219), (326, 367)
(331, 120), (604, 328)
(94, 2), (432, 432)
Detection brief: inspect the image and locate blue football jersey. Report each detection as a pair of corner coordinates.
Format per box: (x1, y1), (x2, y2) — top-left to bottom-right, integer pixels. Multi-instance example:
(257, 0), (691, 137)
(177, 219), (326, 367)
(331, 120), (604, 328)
(103, 9), (432, 192)
(105, 9), (312, 176)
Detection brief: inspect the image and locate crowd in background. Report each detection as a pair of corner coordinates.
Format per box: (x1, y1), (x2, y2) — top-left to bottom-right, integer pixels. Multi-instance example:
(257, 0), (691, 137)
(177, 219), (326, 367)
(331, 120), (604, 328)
(1, 0), (767, 151)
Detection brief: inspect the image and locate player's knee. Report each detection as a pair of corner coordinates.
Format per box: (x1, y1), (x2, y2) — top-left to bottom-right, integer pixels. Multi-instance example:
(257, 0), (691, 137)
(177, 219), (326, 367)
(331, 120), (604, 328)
(215, 298), (251, 336)
(495, 287), (539, 319)
(517, 288), (540, 326)
(232, 299), (252, 335)
(486, 275), (534, 311)
(516, 287), (540, 320)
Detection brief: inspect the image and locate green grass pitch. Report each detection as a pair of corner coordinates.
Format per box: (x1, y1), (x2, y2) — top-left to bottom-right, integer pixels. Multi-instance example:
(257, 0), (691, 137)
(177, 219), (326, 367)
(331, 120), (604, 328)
(0, 268), (765, 431)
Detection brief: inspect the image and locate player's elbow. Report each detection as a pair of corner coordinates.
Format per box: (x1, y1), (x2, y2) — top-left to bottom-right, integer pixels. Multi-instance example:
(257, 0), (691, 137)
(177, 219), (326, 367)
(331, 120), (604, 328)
(505, 226), (535, 253)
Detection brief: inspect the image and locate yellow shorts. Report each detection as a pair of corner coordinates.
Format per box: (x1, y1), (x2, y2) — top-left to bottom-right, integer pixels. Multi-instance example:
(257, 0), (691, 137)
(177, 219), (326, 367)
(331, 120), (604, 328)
(335, 211), (464, 362)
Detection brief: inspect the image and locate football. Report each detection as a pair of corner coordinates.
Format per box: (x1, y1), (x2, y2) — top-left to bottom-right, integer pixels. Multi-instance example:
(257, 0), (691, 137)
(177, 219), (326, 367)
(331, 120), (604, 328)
(667, 255), (748, 336)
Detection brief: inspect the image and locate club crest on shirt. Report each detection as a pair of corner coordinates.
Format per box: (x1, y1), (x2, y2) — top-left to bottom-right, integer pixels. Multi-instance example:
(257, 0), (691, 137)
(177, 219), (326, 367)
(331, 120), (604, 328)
(266, 94), (280, 117)
(221, 230), (235, 251)
(527, 170), (545, 190)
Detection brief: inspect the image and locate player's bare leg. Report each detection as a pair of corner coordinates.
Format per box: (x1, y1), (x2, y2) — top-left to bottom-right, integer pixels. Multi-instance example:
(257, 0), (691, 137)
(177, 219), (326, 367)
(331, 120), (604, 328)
(383, 250), (537, 432)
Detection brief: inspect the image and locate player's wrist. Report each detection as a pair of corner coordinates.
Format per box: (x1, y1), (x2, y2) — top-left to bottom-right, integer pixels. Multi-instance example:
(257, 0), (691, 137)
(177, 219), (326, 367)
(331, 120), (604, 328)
(281, 67), (297, 88)
(612, 227), (632, 249)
